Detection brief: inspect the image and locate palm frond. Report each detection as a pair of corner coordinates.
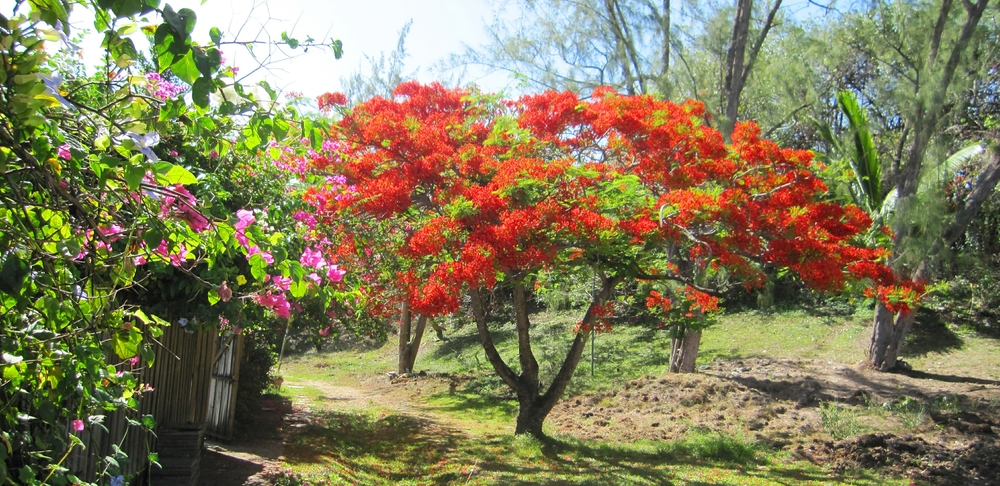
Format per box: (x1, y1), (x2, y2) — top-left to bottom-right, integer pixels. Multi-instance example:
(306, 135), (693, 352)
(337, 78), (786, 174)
(837, 90), (882, 215)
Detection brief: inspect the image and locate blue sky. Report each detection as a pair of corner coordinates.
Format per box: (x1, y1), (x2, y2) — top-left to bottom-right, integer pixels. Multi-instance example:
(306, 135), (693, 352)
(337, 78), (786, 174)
(2, 0), (511, 98)
(164, 0), (510, 97)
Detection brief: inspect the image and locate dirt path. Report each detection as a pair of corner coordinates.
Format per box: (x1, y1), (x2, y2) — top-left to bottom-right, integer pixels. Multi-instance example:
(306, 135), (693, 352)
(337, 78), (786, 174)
(197, 373), (460, 486)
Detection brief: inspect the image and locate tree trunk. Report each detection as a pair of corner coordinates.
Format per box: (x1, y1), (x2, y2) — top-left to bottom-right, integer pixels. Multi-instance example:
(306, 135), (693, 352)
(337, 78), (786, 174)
(757, 277), (775, 310)
(868, 301), (916, 371)
(659, 0), (670, 96)
(668, 327), (701, 373)
(720, 0), (782, 139)
(468, 275), (620, 437)
(604, 0), (646, 94)
(513, 281), (541, 398)
(721, 0), (752, 138)
(398, 302), (428, 374)
(514, 395), (547, 436)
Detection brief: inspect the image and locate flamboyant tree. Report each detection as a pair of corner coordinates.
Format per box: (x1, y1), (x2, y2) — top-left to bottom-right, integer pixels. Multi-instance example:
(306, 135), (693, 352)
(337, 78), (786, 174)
(307, 82), (911, 437)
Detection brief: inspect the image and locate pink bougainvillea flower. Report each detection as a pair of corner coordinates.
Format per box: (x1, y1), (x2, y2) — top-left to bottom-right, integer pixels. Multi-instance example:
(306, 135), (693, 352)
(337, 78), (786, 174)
(155, 240), (188, 267)
(292, 210), (317, 230)
(159, 185), (210, 233)
(145, 72), (185, 100)
(299, 247), (326, 269)
(272, 275), (291, 292)
(247, 246), (274, 265)
(235, 209), (256, 230)
(255, 291), (291, 318)
(179, 208), (210, 233)
(155, 239), (170, 256)
(57, 144), (72, 160)
(99, 224), (124, 239)
(306, 272), (321, 285)
(326, 265), (346, 283)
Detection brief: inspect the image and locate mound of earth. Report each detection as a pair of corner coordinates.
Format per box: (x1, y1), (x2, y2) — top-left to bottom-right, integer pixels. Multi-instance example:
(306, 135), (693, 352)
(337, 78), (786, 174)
(801, 433), (1000, 485)
(539, 357), (999, 484)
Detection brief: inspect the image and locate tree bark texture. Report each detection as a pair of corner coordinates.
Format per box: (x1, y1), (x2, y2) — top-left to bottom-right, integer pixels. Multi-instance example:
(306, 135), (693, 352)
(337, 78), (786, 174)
(398, 302), (428, 374)
(668, 327), (702, 373)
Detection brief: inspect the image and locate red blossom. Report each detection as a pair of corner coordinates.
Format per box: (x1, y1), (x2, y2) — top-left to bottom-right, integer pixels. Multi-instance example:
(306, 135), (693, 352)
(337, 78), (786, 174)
(318, 92), (348, 112)
(304, 83), (909, 319)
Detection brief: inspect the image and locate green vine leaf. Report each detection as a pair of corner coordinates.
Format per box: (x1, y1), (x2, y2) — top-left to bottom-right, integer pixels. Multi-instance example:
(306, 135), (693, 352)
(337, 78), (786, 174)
(157, 164), (197, 185)
(209, 26), (222, 45)
(0, 253), (29, 297)
(170, 49), (199, 84)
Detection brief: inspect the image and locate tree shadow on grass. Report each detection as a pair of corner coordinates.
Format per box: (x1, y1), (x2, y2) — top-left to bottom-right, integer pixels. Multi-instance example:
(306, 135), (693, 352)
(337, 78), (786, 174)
(896, 369), (1000, 387)
(904, 308), (964, 357)
(427, 390), (519, 417)
(430, 323), (515, 360)
(279, 405), (885, 485)
(282, 410), (468, 483)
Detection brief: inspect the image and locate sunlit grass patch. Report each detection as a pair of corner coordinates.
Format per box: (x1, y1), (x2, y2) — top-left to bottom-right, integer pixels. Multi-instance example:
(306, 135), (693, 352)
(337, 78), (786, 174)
(820, 401), (871, 440)
(424, 390), (517, 427)
(669, 427), (764, 465)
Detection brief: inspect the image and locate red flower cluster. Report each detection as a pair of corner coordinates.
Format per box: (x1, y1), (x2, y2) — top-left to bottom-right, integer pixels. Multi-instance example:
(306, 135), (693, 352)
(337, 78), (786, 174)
(645, 290), (672, 313)
(317, 92), (348, 112)
(574, 301), (615, 333)
(864, 285), (922, 314)
(304, 82), (913, 318)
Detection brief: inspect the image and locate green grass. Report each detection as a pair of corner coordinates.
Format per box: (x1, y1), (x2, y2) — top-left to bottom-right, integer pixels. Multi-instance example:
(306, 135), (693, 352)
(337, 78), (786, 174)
(275, 417), (901, 485)
(268, 306), (1000, 485)
(819, 401), (871, 440)
(699, 309), (873, 364)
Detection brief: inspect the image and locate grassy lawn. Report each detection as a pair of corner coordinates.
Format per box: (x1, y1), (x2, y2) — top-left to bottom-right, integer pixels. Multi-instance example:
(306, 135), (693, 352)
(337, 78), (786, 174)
(264, 305), (998, 485)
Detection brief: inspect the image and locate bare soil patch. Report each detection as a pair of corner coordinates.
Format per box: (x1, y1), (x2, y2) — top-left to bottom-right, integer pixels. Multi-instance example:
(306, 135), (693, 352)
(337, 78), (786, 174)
(541, 357), (1000, 485)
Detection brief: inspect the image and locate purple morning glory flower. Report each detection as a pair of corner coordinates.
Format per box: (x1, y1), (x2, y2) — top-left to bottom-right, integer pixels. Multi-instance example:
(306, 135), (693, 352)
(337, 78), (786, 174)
(39, 73), (73, 109)
(127, 131), (160, 161)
